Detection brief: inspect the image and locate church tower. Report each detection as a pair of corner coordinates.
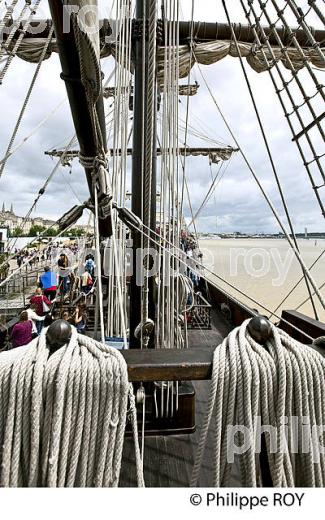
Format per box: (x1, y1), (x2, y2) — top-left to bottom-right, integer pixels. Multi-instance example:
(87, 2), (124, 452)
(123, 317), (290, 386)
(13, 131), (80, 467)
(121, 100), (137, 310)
(1, 202), (4, 213)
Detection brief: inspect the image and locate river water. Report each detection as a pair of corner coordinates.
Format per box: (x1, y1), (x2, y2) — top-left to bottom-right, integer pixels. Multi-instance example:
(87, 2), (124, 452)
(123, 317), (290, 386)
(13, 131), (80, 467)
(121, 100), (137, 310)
(199, 238), (325, 323)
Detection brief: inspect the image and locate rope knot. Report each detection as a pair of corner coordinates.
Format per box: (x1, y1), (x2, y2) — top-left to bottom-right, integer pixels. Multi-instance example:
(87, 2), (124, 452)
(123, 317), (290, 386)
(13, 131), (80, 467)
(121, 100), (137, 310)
(93, 155), (108, 171)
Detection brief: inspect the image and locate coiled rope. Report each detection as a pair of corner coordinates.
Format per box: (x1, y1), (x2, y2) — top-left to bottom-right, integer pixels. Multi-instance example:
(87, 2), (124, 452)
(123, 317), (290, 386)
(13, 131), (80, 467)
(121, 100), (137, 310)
(191, 319), (325, 487)
(0, 327), (144, 487)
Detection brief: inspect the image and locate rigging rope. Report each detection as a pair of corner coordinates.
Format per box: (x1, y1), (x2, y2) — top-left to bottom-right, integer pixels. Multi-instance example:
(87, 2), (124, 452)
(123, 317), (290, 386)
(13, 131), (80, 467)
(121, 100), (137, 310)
(295, 280), (325, 313)
(0, 0), (43, 84)
(275, 0), (325, 66)
(191, 318), (325, 487)
(0, 0), (19, 39)
(124, 214), (315, 343)
(222, 0), (319, 320)
(106, 0), (132, 342)
(155, 0), (183, 417)
(0, 0), (30, 61)
(0, 219), (76, 289)
(93, 186), (105, 343)
(187, 158), (232, 229)
(179, 0), (194, 221)
(6, 134), (76, 253)
(0, 98), (65, 167)
(240, 0), (325, 217)
(194, 59), (325, 312)
(0, 24), (54, 178)
(0, 326), (144, 487)
(270, 249), (325, 318)
(308, 0), (325, 26)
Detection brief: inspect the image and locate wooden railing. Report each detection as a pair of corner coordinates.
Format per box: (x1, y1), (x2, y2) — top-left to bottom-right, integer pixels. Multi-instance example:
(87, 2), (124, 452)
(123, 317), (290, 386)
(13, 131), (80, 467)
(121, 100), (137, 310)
(0, 272), (39, 302)
(187, 291), (212, 329)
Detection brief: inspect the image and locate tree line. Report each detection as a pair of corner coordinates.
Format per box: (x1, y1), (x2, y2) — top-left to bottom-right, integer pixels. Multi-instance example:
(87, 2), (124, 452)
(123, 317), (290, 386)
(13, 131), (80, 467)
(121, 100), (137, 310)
(10, 225), (86, 238)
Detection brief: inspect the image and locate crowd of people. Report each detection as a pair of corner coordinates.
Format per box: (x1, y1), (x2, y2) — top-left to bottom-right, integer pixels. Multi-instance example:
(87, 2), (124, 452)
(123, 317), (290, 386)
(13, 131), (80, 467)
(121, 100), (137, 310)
(180, 230), (203, 288)
(15, 248), (46, 270)
(180, 229), (197, 254)
(14, 244), (96, 298)
(9, 247), (95, 349)
(11, 295), (88, 348)
(13, 243), (79, 271)
(7, 230), (202, 349)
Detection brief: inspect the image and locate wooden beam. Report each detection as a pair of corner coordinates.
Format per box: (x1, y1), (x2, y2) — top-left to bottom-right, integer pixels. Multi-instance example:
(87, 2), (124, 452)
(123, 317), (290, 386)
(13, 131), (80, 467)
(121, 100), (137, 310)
(1, 325), (324, 379)
(177, 21), (325, 47)
(292, 111), (325, 142)
(44, 147), (237, 160)
(2, 20), (325, 47)
(121, 347), (214, 382)
(280, 309), (325, 345)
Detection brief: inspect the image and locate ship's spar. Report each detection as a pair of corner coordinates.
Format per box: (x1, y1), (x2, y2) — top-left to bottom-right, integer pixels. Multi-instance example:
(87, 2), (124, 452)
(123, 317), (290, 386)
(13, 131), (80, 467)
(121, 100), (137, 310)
(29, 1), (323, 346)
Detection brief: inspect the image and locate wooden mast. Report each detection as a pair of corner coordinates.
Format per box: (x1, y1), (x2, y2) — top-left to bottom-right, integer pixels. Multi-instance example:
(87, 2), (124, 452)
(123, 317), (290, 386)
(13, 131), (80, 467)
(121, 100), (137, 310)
(129, 0), (158, 348)
(47, 0), (111, 237)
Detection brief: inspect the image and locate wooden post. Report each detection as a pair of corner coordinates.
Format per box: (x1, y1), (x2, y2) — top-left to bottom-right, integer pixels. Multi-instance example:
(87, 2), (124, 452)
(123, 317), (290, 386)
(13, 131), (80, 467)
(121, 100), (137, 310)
(22, 277), (25, 308)
(129, 0), (157, 347)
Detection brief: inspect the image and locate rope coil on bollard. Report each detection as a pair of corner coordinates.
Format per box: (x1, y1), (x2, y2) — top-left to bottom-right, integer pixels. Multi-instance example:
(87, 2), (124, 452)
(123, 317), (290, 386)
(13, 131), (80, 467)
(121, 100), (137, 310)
(0, 323), (144, 487)
(191, 317), (325, 487)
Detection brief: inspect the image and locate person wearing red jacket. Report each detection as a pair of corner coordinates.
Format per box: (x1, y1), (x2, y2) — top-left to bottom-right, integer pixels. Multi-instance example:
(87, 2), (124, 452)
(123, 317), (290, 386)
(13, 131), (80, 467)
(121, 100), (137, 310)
(30, 287), (52, 334)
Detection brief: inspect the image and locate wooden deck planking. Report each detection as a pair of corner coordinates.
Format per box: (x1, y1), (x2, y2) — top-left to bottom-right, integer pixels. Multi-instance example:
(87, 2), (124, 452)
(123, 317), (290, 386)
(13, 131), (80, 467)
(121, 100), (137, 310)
(119, 309), (237, 487)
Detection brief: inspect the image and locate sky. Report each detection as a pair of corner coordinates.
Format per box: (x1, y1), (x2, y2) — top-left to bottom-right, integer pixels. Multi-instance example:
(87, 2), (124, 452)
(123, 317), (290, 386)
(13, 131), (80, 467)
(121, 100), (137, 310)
(0, 0), (324, 234)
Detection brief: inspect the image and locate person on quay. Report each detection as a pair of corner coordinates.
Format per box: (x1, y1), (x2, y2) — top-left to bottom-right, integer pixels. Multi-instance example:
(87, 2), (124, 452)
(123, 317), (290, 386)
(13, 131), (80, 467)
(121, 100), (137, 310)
(26, 304), (45, 337)
(58, 253), (70, 294)
(39, 265), (57, 301)
(30, 287), (52, 334)
(73, 304), (87, 334)
(80, 269), (93, 294)
(11, 311), (33, 348)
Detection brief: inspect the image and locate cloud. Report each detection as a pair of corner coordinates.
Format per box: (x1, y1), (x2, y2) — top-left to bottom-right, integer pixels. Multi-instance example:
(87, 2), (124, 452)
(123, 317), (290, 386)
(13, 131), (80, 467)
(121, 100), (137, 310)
(0, 0), (324, 233)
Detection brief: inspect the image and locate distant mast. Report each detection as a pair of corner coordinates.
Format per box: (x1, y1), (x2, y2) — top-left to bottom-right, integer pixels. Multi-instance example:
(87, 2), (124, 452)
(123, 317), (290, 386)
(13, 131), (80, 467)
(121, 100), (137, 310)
(305, 227), (309, 240)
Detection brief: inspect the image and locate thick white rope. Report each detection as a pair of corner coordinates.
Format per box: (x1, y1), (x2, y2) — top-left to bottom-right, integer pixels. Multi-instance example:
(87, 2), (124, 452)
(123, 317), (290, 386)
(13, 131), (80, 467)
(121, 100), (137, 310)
(191, 319), (325, 487)
(0, 327), (144, 487)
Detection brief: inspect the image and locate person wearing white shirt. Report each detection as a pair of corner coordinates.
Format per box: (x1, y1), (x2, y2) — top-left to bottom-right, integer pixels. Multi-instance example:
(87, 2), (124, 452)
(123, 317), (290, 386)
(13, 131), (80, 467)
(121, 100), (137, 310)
(27, 306), (45, 336)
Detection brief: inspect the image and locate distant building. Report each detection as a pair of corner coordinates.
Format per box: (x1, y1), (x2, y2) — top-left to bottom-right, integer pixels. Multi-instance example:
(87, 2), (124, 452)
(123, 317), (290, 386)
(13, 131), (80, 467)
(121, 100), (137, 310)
(0, 202), (92, 236)
(0, 202), (57, 235)
(0, 227), (9, 253)
(75, 224), (94, 235)
(0, 203), (19, 232)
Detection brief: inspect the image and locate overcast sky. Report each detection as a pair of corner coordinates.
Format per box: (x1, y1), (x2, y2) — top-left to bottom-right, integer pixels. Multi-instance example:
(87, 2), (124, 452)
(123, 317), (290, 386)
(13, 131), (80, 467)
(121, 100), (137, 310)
(0, 0), (324, 233)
